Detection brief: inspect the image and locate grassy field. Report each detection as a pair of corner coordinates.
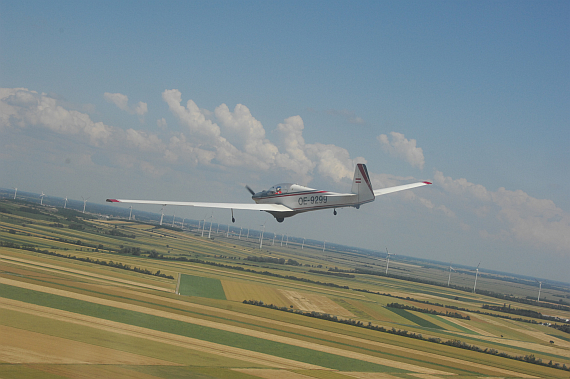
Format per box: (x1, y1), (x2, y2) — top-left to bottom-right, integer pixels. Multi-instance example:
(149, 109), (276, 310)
(1, 198), (569, 378)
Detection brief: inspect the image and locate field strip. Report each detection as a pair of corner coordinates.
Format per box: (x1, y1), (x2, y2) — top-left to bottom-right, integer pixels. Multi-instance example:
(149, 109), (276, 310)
(1, 278), (537, 378)
(170, 262), (365, 297)
(109, 286), (540, 378)
(280, 290), (356, 317)
(512, 328), (570, 348)
(0, 297), (325, 370)
(469, 333), (570, 359)
(0, 277), (451, 375)
(340, 373), (409, 379)
(0, 324), (178, 365)
(477, 314), (570, 349)
(438, 317), (495, 337)
(0, 253), (172, 293)
(232, 369), (320, 378)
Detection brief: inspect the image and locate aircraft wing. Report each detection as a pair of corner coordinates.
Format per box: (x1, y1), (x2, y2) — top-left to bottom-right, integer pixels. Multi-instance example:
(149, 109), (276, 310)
(106, 198), (292, 212)
(373, 181), (432, 196)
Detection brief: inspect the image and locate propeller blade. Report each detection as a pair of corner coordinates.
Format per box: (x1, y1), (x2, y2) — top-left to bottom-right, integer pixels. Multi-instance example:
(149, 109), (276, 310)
(245, 185), (255, 196)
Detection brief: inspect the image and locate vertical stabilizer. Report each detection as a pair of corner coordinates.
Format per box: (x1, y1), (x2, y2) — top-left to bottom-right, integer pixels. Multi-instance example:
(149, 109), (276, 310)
(351, 164), (375, 204)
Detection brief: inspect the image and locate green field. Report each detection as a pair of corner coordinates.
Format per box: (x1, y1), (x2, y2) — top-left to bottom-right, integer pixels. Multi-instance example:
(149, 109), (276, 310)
(1, 198), (569, 378)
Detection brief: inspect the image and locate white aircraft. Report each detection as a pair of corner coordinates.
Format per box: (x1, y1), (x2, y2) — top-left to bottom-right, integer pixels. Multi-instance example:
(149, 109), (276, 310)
(107, 164), (431, 223)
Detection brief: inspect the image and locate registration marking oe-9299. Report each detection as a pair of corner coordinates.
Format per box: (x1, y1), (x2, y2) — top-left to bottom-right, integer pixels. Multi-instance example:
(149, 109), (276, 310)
(298, 195), (328, 206)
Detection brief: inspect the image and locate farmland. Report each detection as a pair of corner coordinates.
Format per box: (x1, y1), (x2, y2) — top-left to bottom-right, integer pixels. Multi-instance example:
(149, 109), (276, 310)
(1, 198), (569, 378)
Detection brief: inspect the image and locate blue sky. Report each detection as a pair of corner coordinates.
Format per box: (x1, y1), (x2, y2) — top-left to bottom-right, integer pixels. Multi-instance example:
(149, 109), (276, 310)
(1, 1), (569, 282)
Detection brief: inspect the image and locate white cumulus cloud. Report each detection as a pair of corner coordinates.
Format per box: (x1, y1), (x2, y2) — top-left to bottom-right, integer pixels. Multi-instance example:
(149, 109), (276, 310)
(378, 132), (425, 169)
(1, 88), (113, 145)
(104, 92), (148, 117)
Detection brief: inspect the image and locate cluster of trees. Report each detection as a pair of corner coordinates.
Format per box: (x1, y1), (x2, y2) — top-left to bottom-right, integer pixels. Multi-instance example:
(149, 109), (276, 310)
(386, 302), (470, 320)
(106, 229), (136, 238)
(245, 256), (300, 266)
(308, 269), (355, 278)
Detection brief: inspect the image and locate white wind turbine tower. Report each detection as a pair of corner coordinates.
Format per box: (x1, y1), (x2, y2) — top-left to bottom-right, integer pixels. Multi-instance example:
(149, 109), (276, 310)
(385, 248), (394, 275)
(259, 222), (266, 249)
(40, 192), (46, 206)
(13, 187), (17, 200)
(171, 210), (176, 227)
(536, 280), (543, 302)
(201, 215), (207, 237)
(447, 263), (456, 287)
(81, 196), (90, 213)
(208, 214), (213, 238)
(473, 262), (481, 293)
(64, 197), (68, 209)
(128, 205), (133, 220)
(159, 206), (165, 225)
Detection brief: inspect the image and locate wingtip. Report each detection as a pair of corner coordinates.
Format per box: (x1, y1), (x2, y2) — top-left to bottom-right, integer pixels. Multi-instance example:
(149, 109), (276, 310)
(106, 199), (119, 203)
(423, 181), (432, 185)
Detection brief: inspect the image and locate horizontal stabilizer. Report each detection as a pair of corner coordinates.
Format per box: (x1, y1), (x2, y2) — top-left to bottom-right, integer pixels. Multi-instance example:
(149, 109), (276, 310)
(373, 181), (431, 196)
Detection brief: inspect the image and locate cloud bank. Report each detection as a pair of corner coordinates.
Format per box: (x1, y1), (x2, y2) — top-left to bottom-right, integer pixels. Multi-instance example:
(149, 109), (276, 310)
(1, 87), (568, 257)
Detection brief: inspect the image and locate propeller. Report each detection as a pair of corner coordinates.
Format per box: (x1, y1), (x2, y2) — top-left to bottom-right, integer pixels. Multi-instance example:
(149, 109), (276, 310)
(245, 185), (255, 196)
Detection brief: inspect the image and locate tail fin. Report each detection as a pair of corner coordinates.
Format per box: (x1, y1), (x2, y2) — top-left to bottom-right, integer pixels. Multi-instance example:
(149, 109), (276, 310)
(351, 163), (375, 204)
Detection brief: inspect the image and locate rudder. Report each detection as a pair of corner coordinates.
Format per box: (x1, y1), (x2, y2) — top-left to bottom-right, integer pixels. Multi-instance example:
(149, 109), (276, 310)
(351, 163), (375, 204)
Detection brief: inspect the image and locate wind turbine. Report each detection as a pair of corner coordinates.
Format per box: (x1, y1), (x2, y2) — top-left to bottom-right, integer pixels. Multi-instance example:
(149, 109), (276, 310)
(301, 238), (305, 249)
(259, 222), (266, 249)
(473, 262), (481, 293)
(385, 248), (394, 275)
(322, 240), (326, 252)
(171, 210), (176, 227)
(81, 196), (89, 212)
(208, 214), (213, 238)
(536, 280), (543, 302)
(13, 187), (17, 200)
(447, 263), (456, 287)
(81, 196), (90, 213)
(64, 197), (68, 209)
(40, 192), (46, 206)
(128, 205), (133, 220)
(159, 206), (165, 225)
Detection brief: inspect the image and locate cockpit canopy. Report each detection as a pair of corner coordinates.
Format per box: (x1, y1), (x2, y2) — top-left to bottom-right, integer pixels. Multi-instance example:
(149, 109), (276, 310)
(266, 183), (292, 195)
(256, 183), (315, 197)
